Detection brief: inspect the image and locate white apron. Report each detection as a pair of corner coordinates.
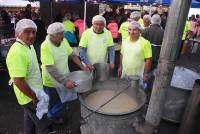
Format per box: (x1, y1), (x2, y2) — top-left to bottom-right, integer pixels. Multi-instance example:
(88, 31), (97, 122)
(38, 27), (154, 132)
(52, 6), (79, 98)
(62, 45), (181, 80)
(44, 38), (77, 103)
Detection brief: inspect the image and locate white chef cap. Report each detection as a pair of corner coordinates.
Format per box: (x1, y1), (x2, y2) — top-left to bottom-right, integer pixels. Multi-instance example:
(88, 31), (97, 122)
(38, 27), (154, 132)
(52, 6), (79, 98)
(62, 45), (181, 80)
(92, 15), (106, 26)
(128, 21), (142, 30)
(143, 15), (151, 20)
(47, 22), (65, 35)
(130, 11), (141, 21)
(15, 19), (37, 36)
(151, 14), (161, 25)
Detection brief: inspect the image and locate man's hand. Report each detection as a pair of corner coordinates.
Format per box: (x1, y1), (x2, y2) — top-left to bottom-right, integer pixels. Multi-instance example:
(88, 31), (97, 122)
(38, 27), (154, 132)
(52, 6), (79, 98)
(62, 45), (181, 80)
(32, 95), (39, 106)
(117, 66), (122, 78)
(143, 73), (148, 82)
(86, 64), (94, 71)
(143, 58), (152, 82)
(80, 65), (90, 71)
(109, 63), (115, 70)
(13, 77), (39, 106)
(65, 80), (76, 89)
(70, 54), (90, 71)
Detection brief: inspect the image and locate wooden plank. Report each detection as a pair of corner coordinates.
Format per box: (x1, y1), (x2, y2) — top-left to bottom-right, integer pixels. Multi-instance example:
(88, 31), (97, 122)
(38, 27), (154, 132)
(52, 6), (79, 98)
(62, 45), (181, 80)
(179, 79), (200, 134)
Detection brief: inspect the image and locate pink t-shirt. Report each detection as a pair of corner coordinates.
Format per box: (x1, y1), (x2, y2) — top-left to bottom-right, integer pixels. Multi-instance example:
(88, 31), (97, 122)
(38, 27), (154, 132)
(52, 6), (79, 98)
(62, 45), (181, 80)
(192, 21), (196, 28)
(107, 22), (119, 39)
(74, 19), (87, 38)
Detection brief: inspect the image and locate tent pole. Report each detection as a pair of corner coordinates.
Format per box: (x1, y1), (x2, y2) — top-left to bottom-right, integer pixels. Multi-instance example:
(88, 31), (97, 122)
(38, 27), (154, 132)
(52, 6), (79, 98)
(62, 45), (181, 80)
(50, 0), (53, 23)
(84, 0), (87, 30)
(149, 4), (152, 16)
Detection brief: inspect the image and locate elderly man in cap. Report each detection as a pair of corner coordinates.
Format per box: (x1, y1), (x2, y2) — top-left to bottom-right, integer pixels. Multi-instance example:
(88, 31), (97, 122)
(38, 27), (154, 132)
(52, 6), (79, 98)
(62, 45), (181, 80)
(142, 14), (164, 70)
(130, 11), (144, 26)
(79, 15), (115, 70)
(143, 14), (151, 29)
(119, 11), (143, 41)
(41, 22), (87, 123)
(6, 19), (49, 133)
(142, 14), (164, 91)
(118, 21), (152, 82)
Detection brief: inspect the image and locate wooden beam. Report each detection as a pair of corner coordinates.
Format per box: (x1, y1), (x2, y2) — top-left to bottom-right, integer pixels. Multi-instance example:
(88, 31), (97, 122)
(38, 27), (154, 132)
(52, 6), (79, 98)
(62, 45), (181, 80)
(179, 79), (200, 134)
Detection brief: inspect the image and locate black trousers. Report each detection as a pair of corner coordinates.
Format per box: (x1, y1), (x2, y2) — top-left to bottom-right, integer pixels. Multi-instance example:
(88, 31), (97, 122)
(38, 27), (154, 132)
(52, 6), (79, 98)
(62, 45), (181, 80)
(177, 40), (185, 59)
(22, 102), (49, 134)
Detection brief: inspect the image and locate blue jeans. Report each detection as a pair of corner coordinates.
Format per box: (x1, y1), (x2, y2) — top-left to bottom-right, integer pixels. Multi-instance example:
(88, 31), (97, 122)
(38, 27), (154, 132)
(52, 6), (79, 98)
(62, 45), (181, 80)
(44, 86), (66, 118)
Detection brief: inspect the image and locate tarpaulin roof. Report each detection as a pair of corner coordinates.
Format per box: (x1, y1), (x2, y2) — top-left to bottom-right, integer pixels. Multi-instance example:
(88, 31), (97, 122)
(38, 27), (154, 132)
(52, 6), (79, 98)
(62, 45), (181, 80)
(37, 0), (200, 8)
(107, 0), (200, 8)
(191, 0), (200, 8)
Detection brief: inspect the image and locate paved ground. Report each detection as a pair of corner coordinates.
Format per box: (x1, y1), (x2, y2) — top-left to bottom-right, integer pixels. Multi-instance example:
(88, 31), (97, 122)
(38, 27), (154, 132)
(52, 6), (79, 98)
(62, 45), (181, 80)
(0, 52), (199, 134)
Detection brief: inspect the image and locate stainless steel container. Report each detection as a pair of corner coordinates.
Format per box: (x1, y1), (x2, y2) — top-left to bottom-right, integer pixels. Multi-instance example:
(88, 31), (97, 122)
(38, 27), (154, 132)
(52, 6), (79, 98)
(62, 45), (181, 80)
(67, 71), (93, 93)
(80, 79), (146, 134)
(93, 63), (110, 81)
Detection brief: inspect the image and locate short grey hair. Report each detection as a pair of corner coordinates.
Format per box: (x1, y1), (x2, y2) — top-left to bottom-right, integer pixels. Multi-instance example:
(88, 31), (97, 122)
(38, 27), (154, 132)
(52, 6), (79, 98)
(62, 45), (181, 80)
(130, 11), (141, 21)
(92, 15), (106, 26)
(151, 14), (161, 25)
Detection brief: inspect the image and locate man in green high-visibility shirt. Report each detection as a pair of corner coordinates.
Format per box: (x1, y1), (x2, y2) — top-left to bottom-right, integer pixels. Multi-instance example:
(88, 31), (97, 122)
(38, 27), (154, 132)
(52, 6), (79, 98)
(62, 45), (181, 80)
(79, 15), (115, 70)
(6, 19), (49, 134)
(118, 21), (152, 82)
(177, 20), (192, 59)
(41, 22), (88, 124)
(119, 11), (144, 41)
(63, 13), (77, 46)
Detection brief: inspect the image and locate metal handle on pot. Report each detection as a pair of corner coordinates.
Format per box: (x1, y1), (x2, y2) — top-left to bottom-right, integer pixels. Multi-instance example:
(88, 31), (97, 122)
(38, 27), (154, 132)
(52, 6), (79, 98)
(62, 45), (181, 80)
(126, 75), (140, 88)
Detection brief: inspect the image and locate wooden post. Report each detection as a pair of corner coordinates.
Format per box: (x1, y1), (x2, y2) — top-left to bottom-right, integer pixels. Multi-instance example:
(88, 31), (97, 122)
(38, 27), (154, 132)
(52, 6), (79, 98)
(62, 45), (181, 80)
(145, 0), (192, 126)
(179, 79), (200, 134)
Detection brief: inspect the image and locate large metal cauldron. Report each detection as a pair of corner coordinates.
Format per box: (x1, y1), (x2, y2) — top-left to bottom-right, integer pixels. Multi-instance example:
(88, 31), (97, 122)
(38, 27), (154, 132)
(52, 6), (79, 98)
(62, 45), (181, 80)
(79, 79), (146, 134)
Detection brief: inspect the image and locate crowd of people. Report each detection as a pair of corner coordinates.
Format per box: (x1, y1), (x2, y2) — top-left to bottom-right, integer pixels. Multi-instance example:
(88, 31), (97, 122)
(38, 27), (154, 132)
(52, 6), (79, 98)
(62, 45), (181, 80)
(1, 3), (200, 133)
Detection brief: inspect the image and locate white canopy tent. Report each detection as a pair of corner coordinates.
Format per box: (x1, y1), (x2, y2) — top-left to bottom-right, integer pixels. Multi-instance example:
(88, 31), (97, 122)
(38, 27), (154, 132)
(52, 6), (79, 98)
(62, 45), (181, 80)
(0, 0), (40, 7)
(188, 8), (200, 17)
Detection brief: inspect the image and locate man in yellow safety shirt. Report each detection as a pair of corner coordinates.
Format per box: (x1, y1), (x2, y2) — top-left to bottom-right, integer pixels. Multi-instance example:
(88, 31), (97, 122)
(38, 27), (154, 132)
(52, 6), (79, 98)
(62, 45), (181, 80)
(63, 13), (75, 33)
(6, 19), (49, 133)
(119, 11), (144, 41)
(63, 13), (77, 46)
(79, 15), (115, 70)
(41, 22), (88, 123)
(118, 21), (152, 82)
(177, 20), (192, 59)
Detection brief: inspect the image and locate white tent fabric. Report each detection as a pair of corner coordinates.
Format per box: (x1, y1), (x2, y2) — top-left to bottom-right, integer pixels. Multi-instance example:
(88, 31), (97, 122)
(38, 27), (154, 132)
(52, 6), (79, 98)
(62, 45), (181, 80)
(0, 0), (40, 7)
